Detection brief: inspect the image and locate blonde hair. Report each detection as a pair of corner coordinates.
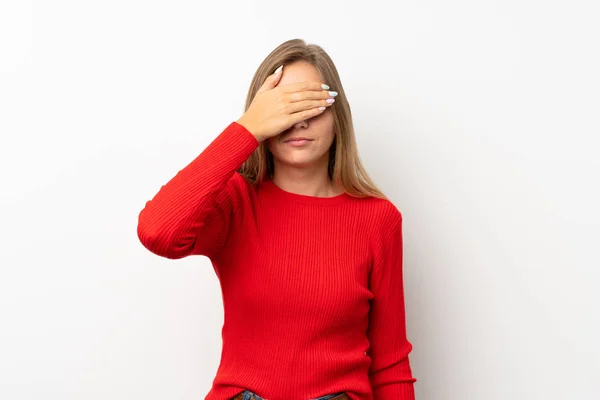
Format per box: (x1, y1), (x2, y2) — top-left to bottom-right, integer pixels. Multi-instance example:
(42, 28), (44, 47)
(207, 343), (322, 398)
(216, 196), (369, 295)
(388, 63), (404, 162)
(238, 38), (387, 200)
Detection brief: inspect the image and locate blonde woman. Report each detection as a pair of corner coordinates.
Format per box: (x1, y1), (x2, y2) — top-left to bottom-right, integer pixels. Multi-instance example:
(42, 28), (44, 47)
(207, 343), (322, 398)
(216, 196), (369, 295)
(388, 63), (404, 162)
(137, 39), (417, 400)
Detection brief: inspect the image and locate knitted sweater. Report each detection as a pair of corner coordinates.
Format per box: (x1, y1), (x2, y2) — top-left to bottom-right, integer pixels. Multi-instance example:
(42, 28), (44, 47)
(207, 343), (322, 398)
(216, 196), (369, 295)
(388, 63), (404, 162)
(137, 121), (417, 400)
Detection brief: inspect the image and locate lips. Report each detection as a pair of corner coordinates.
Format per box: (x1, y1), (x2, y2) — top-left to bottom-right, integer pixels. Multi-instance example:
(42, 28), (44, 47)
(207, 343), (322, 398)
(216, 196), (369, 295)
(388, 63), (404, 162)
(284, 137), (313, 142)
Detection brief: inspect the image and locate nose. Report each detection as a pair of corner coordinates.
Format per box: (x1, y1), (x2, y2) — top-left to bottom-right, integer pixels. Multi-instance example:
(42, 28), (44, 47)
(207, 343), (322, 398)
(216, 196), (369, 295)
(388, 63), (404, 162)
(293, 120), (308, 129)
(281, 120), (308, 139)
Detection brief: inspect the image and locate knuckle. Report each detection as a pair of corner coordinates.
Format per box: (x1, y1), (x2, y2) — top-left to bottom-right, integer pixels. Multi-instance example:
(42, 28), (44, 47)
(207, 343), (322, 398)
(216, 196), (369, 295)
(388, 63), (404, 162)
(277, 93), (288, 104)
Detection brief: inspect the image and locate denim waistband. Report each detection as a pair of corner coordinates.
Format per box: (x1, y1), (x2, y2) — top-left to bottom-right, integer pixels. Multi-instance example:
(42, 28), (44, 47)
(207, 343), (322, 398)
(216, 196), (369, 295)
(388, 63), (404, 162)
(238, 389), (345, 400)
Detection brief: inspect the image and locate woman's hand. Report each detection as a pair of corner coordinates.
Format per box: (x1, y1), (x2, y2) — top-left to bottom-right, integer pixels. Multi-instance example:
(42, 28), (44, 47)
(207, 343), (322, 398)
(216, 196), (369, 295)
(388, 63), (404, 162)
(236, 65), (337, 142)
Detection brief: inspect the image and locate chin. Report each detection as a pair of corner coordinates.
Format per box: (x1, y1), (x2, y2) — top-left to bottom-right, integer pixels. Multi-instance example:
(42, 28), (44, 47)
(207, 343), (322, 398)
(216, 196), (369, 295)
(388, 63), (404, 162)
(269, 144), (330, 168)
(278, 155), (317, 166)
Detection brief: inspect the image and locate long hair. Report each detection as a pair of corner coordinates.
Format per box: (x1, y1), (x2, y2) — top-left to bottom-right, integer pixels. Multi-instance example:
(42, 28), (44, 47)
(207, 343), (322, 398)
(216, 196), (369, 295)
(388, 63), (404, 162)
(238, 38), (387, 200)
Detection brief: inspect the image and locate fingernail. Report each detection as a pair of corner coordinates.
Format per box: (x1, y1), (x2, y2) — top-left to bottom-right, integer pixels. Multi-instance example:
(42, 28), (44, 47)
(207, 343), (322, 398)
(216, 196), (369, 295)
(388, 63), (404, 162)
(329, 91), (338, 97)
(274, 65), (283, 75)
(326, 98), (335, 104)
(321, 83), (330, 90)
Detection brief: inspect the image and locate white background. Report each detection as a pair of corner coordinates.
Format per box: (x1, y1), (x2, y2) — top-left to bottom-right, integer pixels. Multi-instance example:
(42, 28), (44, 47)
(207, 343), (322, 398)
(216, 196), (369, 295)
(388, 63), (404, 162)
(1, 1), (599, 399)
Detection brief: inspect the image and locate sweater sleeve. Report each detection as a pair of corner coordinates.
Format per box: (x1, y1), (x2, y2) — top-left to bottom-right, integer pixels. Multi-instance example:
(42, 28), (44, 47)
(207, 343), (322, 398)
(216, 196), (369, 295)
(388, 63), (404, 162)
(137, 121), (259, 260)
(367, 213), (417, 399)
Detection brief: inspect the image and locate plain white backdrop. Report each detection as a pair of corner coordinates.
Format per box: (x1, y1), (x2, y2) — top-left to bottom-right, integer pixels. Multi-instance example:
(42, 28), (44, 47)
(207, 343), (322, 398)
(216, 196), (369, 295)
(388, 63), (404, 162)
(1, 1), (599, 399)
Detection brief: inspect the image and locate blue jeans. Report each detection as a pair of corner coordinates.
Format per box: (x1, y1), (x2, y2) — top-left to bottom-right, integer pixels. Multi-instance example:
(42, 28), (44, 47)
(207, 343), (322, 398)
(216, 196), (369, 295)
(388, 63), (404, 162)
(236, 389), (345, 400)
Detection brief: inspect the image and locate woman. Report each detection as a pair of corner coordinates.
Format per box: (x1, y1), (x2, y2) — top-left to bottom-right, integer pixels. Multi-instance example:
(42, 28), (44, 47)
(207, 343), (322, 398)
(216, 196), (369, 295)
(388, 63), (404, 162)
(137, 39), (417, 400)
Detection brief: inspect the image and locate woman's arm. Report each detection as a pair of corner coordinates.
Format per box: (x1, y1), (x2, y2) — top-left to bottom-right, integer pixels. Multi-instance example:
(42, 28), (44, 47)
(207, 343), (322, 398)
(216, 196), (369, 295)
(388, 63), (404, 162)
(367, 211), (417, 399)
(137, 121), (259, 259)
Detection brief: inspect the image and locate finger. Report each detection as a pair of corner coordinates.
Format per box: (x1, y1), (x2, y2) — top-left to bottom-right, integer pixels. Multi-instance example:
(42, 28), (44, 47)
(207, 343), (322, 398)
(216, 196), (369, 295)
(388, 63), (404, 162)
(286, 98), (334, 114)
(256, 65), (284, 95)
(287, 106), (327, 125)
(288, 88), (337, 103)
(278, 81), (329, 94)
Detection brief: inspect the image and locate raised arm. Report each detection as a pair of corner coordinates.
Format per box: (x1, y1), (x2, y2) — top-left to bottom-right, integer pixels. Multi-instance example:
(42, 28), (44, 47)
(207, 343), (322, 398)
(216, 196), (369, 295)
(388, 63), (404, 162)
(137, 121), (259, 259)
(367, 212), (417, 399)
(137, 64), (337, 260)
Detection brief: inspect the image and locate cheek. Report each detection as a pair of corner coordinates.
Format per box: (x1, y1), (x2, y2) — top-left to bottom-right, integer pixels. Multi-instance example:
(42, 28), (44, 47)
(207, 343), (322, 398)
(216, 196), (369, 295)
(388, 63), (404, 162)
(321, 131), (335, 147)
(315, 125), (336, 151)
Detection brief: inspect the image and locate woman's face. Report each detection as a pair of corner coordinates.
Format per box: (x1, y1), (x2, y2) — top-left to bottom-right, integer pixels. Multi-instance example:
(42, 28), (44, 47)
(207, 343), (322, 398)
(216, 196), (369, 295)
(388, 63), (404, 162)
(267, 61), (335, 171)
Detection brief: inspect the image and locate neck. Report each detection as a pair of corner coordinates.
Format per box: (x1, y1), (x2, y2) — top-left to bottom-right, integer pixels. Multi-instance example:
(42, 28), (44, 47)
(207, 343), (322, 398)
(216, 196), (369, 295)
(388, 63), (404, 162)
(271, 159), (340, 198)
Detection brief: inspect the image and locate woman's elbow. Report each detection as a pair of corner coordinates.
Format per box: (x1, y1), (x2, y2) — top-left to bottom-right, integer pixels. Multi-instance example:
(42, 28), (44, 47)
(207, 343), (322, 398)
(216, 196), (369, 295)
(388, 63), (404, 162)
(136, 215), (192, 260)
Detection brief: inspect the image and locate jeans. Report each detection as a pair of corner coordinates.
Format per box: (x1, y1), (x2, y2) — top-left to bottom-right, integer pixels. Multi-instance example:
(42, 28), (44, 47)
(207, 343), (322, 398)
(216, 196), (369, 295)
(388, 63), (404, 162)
(235, 389), (346, 400)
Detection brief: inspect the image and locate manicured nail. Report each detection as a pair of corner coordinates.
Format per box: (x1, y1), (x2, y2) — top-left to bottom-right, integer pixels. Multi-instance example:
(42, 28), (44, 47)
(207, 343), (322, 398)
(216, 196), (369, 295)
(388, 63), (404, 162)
(321, 83), (330, 90)
(274, 65), (283, 75)
(326, 98), (335, 104)
(318, 106), (326, 111)
(329, 91), (338, 97)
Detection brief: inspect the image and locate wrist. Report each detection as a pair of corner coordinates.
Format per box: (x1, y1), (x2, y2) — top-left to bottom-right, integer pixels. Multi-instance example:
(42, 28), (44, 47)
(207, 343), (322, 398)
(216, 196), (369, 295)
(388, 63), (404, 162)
(236, 118), (264, 142)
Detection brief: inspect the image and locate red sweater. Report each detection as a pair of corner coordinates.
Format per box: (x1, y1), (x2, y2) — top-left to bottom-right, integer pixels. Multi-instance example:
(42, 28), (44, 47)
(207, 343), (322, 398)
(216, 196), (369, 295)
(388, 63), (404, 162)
(137, 121), (417, 400)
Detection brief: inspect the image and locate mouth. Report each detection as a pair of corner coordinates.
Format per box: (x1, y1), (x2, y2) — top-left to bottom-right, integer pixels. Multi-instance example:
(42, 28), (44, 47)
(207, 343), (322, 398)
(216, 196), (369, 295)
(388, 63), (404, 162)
(283, 137), (313, 143)
(283, 137), (313, 147)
